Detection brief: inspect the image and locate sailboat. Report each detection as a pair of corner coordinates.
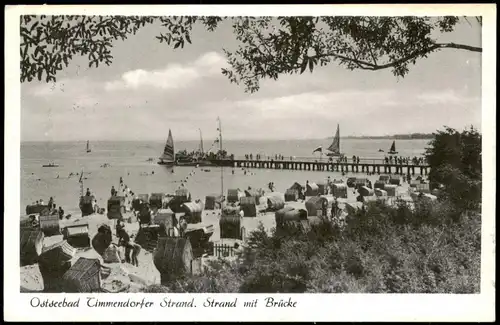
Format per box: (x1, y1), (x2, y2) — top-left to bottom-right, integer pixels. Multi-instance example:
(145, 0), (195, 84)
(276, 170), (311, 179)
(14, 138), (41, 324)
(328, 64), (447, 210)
(388, 140), (398, 155)
(86, 140), (91, 153)
(176, 128), (214, 167)
(158, 129), (175, 166)
(326, 124), (343, 157)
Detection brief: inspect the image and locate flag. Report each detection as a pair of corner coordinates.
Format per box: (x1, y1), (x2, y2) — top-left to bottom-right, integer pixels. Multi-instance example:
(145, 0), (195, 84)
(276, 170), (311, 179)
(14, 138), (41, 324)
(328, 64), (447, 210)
(312, 146), (323, 154)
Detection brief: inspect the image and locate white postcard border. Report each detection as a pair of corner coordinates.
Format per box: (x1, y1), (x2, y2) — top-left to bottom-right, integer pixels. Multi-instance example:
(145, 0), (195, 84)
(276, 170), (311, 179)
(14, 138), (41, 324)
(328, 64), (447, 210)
(4, 4), (496, 322)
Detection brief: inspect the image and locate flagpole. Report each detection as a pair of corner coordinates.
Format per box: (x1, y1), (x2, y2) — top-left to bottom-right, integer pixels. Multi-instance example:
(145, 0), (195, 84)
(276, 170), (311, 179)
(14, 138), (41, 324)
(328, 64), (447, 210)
(79, 167), (84, 197)
(217, 117), (224, 206)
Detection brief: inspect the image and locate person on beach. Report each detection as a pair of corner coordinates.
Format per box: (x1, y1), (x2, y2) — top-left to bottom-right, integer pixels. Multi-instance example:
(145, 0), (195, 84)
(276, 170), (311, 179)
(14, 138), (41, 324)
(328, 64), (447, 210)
(58, 206), (65, 220)
(116, 220), (125, 238)
(129, 242), (141, 267)
(117, 228), (133, 264)
(322, 199), (328, 218)
(48, 197), (54, 209)
(86, 188), (91, 196)
(111, 186), (116, 197)
(178, 217), (188, 237)
(40, 199), (45, 205)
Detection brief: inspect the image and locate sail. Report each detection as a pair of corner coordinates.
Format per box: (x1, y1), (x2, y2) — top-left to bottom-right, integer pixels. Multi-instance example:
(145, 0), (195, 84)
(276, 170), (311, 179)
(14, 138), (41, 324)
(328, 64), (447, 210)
(327, 124), (341, 154)
(160, 129), (175, 162)
(389, 140), (396, 153)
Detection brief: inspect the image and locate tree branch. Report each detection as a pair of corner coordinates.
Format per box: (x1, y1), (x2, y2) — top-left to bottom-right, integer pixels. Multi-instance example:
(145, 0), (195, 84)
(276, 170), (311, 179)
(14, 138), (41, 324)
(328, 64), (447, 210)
(315, 42), (482, 73)
(436, 42), (482, 52)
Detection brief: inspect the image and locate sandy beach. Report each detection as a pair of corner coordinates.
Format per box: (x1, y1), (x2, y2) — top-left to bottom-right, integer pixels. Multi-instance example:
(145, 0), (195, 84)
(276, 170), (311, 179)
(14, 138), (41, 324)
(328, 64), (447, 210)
(20, 172), (417, 293)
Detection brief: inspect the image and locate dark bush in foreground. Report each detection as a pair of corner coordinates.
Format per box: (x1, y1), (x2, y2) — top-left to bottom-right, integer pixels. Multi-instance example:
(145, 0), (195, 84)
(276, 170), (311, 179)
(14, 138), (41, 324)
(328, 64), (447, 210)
(142, 198), (480, 294)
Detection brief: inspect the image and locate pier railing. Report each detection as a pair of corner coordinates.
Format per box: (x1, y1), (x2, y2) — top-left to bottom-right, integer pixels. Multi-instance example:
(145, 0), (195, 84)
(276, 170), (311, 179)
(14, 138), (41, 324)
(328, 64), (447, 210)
(210, 157), (431, 175)
(231, 156), (427, 165)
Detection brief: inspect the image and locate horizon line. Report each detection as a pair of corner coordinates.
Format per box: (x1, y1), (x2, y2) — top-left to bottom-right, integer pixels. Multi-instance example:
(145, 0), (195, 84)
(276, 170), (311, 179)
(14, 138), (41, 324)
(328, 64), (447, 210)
(20, 136), (435, 143)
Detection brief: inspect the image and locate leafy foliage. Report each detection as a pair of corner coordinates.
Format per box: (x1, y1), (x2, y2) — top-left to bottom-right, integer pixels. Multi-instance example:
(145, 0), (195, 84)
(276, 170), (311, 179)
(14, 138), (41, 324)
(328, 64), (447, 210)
(141, 198), (481, 294)
(21, 15), (482, 92)
(425, 126), (482, 210)
(20, 15), (154, 82)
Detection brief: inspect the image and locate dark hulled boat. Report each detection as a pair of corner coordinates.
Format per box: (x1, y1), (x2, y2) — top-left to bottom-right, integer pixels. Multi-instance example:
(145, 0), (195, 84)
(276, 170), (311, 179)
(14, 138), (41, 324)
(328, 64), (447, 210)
(388, 140), (398, 155)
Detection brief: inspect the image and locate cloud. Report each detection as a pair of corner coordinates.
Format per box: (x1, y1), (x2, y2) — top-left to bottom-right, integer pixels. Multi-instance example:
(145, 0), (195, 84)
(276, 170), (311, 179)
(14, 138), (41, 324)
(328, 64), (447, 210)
(232, 89), (400, 119)
(104, 51), (228, 91)
(416, 89), (480, 105)
(199, 88), (481, 140)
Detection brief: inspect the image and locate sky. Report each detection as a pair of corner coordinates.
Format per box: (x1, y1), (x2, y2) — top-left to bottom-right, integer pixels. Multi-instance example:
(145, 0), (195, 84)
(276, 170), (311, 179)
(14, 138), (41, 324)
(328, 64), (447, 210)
(20, 17), (482, 142)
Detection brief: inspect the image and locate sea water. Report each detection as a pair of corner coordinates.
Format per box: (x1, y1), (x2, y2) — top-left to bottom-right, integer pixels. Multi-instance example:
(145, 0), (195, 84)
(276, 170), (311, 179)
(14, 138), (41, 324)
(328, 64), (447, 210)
(20, 139), (429, 216)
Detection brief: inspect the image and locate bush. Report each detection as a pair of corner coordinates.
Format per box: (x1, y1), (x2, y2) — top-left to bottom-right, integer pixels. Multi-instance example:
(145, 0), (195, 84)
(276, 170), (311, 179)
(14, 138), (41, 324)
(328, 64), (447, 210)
(140, 179), (481, 294)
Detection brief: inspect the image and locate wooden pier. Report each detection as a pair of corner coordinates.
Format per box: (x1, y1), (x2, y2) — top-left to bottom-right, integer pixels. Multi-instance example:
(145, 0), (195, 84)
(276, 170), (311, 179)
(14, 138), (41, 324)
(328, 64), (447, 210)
(211, 158), (430, 176)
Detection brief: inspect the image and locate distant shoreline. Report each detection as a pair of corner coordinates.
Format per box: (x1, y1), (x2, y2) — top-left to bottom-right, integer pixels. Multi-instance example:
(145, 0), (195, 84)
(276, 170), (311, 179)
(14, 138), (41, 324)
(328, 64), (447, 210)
(329, 134), (435, 140)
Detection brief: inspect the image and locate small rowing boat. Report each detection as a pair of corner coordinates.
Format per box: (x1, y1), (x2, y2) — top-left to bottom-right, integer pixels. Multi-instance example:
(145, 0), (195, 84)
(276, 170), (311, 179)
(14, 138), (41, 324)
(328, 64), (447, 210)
(42, 162), (59, 168)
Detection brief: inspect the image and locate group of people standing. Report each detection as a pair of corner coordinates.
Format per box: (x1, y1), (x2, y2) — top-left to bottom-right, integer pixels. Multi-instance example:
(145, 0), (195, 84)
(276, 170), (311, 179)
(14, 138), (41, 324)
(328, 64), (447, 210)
(384, 156), (426, 165)
(30, 196), (66, 220)
(244, 153), (292, 161)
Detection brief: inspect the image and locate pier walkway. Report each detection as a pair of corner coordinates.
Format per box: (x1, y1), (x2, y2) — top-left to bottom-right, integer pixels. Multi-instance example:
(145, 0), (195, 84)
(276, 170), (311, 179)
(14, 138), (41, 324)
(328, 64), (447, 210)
(210, 157), (430, 175)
